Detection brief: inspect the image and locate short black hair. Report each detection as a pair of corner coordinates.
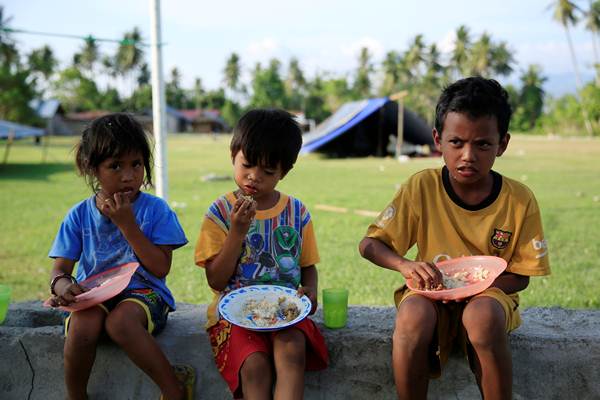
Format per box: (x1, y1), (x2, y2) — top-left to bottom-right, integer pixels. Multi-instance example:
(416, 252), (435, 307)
(434, 77), (512, 140)
(230, 109), (302, 175)
(75, 112), (153, 191)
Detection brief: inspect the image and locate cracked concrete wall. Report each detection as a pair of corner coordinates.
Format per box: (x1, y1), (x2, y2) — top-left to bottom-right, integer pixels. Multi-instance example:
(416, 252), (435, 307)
(1, 303), (599, 399)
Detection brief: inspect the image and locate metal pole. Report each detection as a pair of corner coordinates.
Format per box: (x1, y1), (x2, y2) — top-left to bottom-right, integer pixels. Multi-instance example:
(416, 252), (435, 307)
(150, 0), (168, 200)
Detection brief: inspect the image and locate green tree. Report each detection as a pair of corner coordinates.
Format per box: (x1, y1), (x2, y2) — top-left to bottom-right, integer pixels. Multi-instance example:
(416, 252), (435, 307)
(127, 84), (152, 111)
(166, 67), (188, 109)
(137, 63), (150, 86)
(550, 0), (594, 134)
(27, 45), (57, 80)
(353, 47), (373, 98)
(0, 66), (39, 124)
(52, 66), (102, 111)
(304, 74), (329, 122)
(27, 45), (57, 96)
(73, 36), (99, 79)
(380, 51), (401, 95)
(469, 32), (493, 76)
(250, 59), (287, 108)
(115, 27), (144, 95)
(514, 65), (547, 130)
(190, 77), (205, 109)
(0, 7), (18, 68)
(100, 87), (122, 111)
(404, 35), (426, 80)
(285, 57), (307, 110)
(451, 25), (471, 79)
(584, 0), (600, 84)
(223, 52), (241, 93)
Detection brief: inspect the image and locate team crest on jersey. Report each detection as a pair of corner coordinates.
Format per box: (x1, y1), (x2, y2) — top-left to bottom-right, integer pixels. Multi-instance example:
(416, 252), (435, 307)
(491, 228), (512, 249)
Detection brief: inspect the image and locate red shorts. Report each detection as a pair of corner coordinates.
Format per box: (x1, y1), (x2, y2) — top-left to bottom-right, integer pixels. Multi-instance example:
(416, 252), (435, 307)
(207, 318), (329, 398)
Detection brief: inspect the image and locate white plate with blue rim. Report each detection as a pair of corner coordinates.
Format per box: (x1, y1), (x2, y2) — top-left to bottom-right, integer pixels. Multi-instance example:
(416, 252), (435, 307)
(218, 285), (311, 332)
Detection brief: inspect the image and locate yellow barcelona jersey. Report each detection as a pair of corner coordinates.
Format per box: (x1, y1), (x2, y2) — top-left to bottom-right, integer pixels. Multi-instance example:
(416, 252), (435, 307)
(366, 167), (550, 277)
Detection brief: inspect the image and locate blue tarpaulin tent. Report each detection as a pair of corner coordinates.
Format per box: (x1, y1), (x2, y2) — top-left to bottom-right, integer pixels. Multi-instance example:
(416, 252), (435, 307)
(0, 120), (45, 139)
(300, 98), (433, 157)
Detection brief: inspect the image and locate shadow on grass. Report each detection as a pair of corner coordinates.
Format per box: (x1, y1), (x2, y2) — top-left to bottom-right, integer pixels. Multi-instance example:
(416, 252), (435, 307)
(0, 162), (74, 181)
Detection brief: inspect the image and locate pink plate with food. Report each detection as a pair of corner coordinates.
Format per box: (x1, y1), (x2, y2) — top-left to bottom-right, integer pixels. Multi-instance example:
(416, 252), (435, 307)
(406, 256), (507, 301)
(44, 262), (139, 312)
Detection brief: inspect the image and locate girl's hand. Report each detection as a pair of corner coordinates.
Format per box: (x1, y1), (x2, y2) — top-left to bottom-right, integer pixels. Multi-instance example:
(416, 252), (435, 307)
(49, 283), (88, 307)
(96, 191), (136, 228)
(230, 197), (256, 236)
(297, 285), (318, 315)
(398, 260), (443, 290)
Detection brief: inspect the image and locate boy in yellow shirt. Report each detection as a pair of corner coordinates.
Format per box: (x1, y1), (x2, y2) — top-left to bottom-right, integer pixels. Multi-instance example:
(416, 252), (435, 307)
(359, 77), (550, 399)
(195, 109), (328, 399)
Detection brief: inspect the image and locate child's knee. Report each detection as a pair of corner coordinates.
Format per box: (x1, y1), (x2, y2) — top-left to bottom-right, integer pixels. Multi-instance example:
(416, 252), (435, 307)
(274, 329), (306, 367)
(240, 352), (273, 384)
(394, 296), (437, 339)
(463, 297), (506, 347)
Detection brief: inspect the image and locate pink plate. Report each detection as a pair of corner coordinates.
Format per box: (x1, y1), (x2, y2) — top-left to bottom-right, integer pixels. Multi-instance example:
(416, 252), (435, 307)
(406, 256), (507, 301)
(44, 262), (139, 312)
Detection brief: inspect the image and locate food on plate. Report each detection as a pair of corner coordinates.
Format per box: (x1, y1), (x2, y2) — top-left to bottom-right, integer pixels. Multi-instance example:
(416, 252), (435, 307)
(243, 296), (300, 327)
(427, 266), (490, 291)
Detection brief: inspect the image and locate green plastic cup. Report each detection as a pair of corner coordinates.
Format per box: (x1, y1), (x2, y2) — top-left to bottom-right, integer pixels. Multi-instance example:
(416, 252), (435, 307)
(0, 284), (10, 325)
(322, 288), (349, 329)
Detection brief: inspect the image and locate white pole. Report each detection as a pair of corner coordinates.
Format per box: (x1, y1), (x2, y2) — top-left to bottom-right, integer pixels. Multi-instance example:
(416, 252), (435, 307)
(150, 0), (168, 200)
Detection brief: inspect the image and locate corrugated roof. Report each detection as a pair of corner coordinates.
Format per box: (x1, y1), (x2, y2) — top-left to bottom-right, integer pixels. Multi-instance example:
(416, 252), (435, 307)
(29, 99), (62, 119)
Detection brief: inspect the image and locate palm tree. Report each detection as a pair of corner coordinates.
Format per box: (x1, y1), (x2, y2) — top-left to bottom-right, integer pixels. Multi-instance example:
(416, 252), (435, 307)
(28, 45), (57, 80)
(78, 36), (99, 78)
(584, 0), (600, 84)
(451, 25), (471, 79)
(353, 47), (373, 98)
(115, 27), (144, 96)
(223, 52), (241, 93)
(404, 34), (426, 80)
(519, 65), (548, 129)
(550, 0), (594, 134)
(0, 6), (18, 68)
(380, 50), (401, 95)
(469, 32), (493, 76)
(491, 41), (515, 77)
(286, 57), (306, 110)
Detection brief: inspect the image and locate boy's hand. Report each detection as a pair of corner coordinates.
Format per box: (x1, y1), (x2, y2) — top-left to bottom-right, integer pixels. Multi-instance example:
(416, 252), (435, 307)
(297, 285), (318, 315)
(230, 197), (256, 236)
(399, 261), (443, 290)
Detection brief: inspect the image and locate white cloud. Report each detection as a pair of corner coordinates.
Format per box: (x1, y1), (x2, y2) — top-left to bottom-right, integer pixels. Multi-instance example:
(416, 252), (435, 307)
(246, 38), (281, 58)
(341, 37), (386, 60)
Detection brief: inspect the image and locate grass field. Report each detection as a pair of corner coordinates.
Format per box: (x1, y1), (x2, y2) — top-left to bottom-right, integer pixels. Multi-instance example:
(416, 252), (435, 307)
(1, 134), (599, 309)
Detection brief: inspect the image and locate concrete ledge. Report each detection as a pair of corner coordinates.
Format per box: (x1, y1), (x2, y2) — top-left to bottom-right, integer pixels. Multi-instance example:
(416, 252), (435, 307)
(1, 302), (599, 399)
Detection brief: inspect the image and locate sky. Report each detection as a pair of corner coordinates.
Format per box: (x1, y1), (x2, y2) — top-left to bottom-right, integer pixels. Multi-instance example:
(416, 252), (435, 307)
(5, 0), (599, 97)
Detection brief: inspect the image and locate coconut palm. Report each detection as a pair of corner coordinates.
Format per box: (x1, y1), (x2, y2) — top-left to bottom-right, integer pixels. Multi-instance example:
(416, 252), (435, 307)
(353, 47), (373, 98)
(584, 0), (600, 84)
(0, 6), (18, 68)
(451, 25), (471, 79)
(380, 50), (401, 95)
(491, 41), (515, 77)
(469, 32), (493, 76)
(223, 52), (241, 92)
(77, 36), (99, 78)
(286, 57), (307, 110)
(404, 34), (426, 80)
(550, 0), (594, 134)
(519, 65), (548, 129)
(115, 27), (144, 96)
(28, 45), (57, 80)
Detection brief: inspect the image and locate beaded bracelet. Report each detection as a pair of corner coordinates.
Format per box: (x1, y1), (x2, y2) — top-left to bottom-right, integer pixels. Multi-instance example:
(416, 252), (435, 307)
(50, 274), (77, 295)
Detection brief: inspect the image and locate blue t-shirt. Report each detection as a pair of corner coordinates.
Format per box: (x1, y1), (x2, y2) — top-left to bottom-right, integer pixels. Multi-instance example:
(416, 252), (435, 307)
(49, 192), (188, 310)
